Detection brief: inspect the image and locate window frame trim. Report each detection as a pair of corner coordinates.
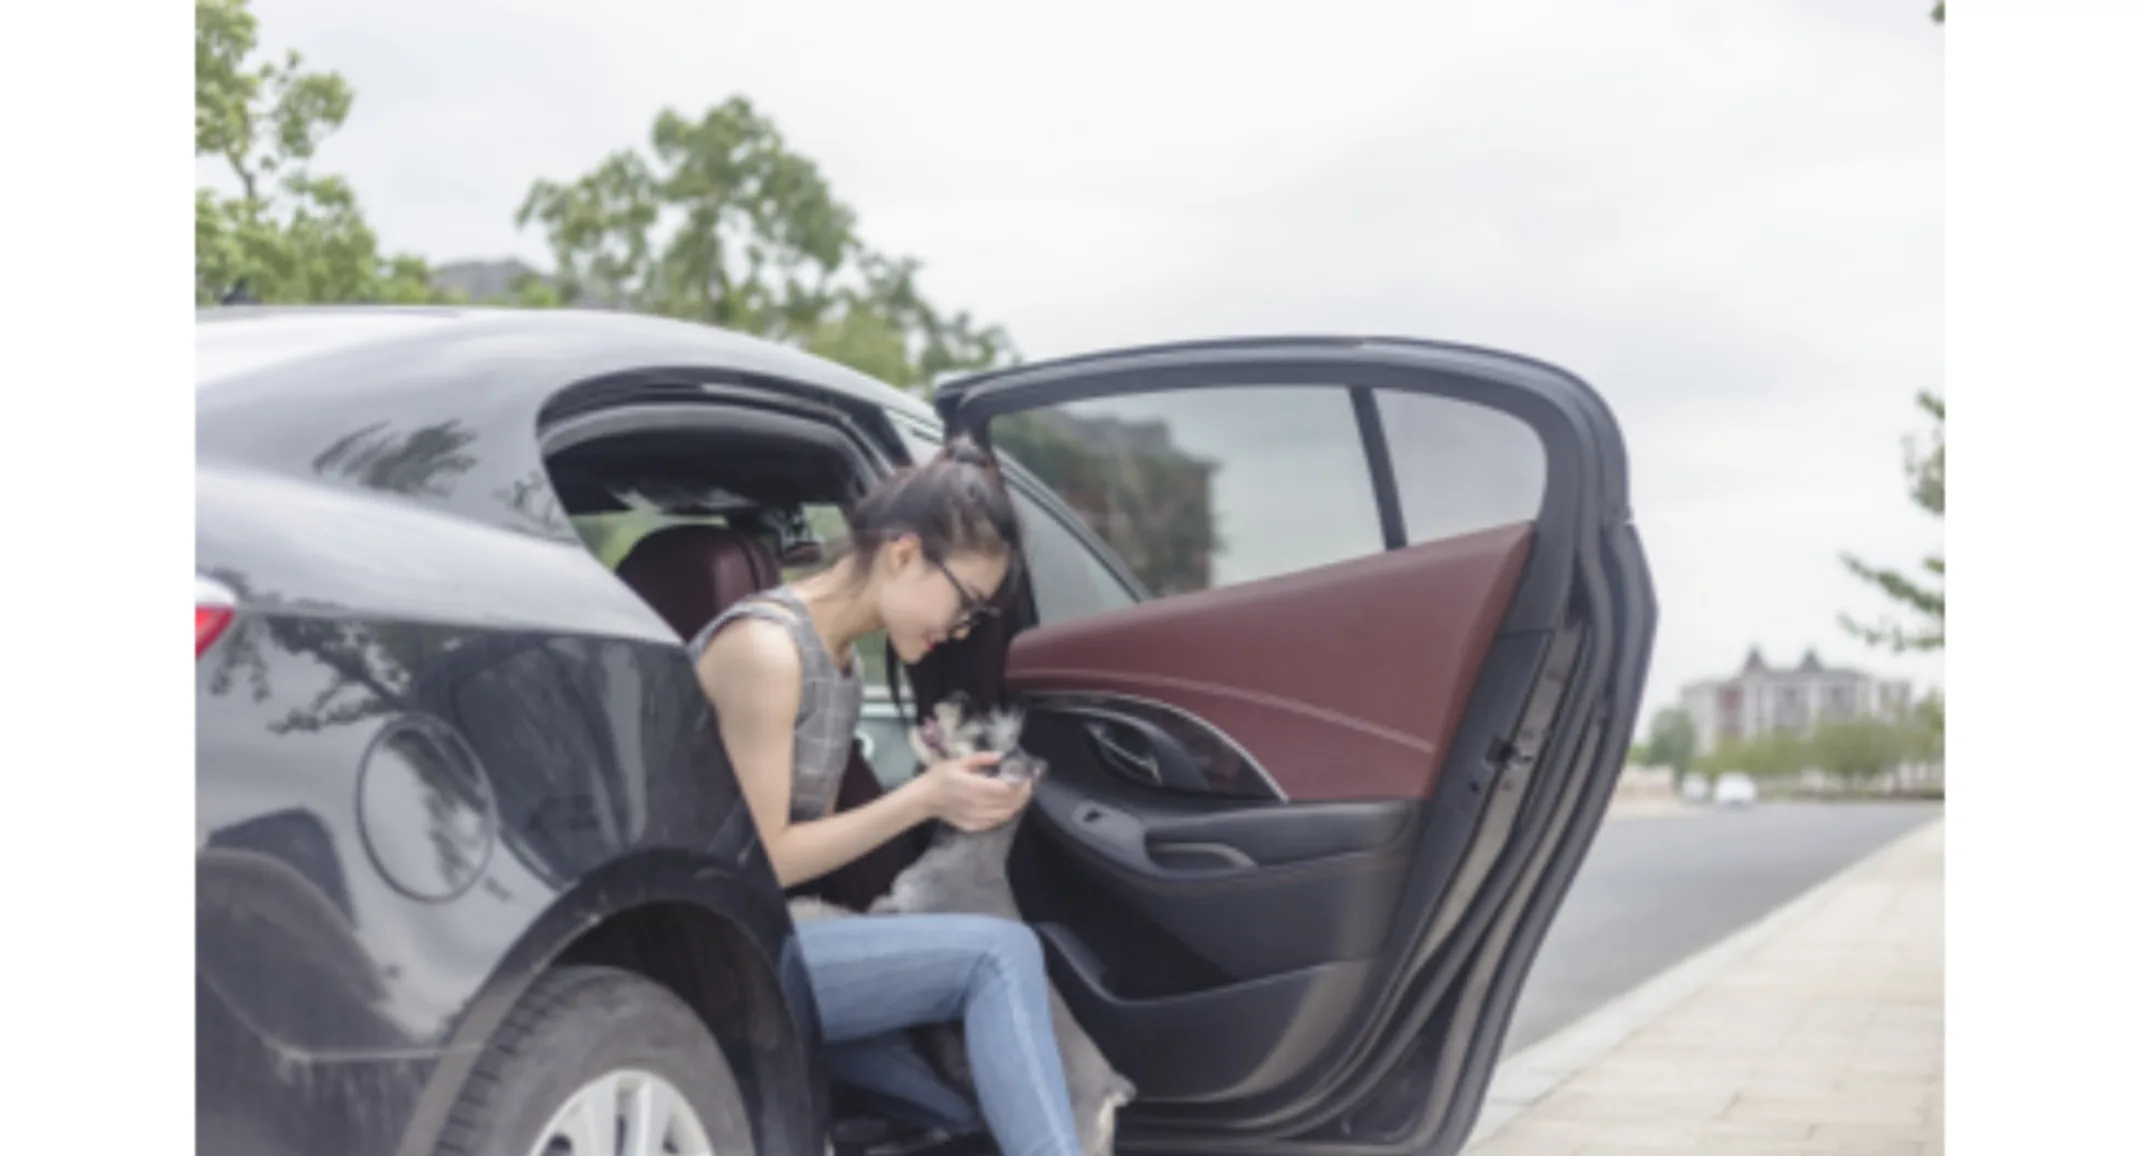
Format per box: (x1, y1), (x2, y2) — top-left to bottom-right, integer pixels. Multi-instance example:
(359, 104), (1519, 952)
(1349, 386), (1409, 551)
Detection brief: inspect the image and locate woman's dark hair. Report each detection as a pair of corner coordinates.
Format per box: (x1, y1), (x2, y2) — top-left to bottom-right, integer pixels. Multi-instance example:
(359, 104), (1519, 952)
(844, 433), (1024, 727)
(844, 434), (1023, 579)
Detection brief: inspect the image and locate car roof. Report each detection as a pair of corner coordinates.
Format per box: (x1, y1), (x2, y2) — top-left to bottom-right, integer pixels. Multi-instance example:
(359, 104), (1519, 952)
(194, 305), (936, 423)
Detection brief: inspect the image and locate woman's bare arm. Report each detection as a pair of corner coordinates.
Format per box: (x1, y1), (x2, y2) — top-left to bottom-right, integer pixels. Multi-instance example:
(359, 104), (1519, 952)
(695, 618), (939, 889)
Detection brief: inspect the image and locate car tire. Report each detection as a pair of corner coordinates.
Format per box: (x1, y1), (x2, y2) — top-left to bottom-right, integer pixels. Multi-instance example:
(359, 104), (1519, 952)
(436, 965), (758, 1156)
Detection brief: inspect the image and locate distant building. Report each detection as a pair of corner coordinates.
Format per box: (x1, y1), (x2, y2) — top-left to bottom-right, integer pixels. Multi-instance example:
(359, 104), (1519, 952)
(1680, 648), (1910, 755)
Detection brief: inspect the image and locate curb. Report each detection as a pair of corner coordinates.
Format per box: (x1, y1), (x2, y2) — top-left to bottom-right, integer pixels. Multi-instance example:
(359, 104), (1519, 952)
(1463, 816), (1944, 1150)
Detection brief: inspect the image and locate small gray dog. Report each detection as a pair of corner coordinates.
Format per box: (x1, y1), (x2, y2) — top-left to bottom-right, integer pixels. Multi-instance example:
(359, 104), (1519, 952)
(790, 695), (1135, 1156)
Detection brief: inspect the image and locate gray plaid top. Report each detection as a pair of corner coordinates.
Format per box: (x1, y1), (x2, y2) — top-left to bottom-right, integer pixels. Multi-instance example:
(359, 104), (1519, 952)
(689, 585), (863, 823)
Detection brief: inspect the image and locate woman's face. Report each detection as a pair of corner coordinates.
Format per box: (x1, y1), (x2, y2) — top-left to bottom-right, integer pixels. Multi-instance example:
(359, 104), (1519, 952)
(874, 537), (1010, 664)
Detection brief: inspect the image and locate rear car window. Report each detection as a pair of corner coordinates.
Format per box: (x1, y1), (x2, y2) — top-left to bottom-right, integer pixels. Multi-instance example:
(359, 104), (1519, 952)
(989, 385), (1385, 598)
(1374, 390), (1547, 545)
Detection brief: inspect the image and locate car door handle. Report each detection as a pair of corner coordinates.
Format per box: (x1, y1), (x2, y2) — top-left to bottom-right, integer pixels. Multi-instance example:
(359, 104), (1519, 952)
(1076, 710), (1210, 792)
(1084, 720), (1163, 785)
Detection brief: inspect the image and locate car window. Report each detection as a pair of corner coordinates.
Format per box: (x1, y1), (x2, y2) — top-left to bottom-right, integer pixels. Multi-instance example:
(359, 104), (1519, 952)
(988, 385), (1385, 598)
(1373, 390), (1548, 544)
(781, 505), (892, 690)
(782, 503), (856, 583)
(856, 697), (921, 788)
(577, 503), (891, 689)
(888, 417), (940, 466)
(889, 416), (1140, 628)
(571, 510), (729, 569)
(1009, 489), (1139, 626)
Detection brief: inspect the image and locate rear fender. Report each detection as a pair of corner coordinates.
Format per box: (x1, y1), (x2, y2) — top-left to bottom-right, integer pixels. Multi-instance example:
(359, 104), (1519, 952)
(391, 852), (821, 1156)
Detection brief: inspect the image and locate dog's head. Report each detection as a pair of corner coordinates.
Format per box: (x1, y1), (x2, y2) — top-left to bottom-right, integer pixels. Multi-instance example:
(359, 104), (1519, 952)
(907, 693), (1047, 784)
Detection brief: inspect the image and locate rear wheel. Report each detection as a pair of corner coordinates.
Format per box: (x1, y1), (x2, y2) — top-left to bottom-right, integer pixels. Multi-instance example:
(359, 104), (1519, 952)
(437, 965), (758, 1156)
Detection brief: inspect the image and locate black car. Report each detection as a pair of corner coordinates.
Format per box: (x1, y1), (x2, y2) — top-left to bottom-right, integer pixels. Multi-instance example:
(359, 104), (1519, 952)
(196, 306), (1655, 1156)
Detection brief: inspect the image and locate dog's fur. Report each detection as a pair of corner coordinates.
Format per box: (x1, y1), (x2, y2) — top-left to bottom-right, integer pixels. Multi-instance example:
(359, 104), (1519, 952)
(789, 696), (1135, 1156)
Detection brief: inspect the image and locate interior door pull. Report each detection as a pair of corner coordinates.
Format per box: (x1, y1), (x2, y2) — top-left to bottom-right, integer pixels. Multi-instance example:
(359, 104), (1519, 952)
(1084, 720), (1162, 785)
(1147, 841), (1257, 870)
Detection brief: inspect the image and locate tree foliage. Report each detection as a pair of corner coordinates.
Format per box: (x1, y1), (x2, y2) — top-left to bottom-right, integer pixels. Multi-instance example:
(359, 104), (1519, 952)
(1642, 707), (1699, 775)
(518, 99), (1015, 392)
(1908, 689), (1944, 765)
(194, 0), (449, 305)
(1809, 718), (1910, 782)
(1842, 390), (1944, 652)
(1698, 730), (1811, 780)
(1845, 0), (1946, 640)
(1696, 708), (1936, 785)
(194, 3), (1012, 377)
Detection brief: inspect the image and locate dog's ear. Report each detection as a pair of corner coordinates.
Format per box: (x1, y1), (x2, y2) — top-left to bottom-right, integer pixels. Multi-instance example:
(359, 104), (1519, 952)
(980, 707), (1025, 754)
(931, 700), (964, 731)
(935, 699), (983, 757)
(927, 703), (958, 752)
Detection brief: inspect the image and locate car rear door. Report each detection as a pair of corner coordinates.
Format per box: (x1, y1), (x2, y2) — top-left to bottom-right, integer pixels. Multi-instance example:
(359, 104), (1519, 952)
(936, 337), (1656, 1156)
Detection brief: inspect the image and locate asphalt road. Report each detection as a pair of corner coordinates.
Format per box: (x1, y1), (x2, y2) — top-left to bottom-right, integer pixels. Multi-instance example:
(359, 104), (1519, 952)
(1500, 800), (1942, 1054)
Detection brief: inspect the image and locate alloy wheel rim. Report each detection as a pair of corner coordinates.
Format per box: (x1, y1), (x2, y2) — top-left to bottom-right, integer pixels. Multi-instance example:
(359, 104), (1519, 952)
(528, 1068), (715, 1156)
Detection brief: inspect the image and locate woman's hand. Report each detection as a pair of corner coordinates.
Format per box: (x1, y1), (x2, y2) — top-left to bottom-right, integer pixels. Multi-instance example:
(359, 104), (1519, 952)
(919, 751), (1033, 832)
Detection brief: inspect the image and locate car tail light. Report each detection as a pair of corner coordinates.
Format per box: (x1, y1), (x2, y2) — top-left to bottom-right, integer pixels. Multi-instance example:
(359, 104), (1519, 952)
(198, 576), (236, 658)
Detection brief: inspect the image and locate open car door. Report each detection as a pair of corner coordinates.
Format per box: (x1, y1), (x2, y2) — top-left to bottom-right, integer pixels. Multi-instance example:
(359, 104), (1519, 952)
(935, 338), (1656, 1156)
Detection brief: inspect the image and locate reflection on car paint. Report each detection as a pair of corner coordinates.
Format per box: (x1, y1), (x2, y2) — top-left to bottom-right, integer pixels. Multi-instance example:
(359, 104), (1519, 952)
(195, 565), (804, 1153)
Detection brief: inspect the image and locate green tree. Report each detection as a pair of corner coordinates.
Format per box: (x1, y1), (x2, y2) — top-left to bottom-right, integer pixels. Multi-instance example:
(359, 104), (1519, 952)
(195, 0), (448, 304)
(1933, 3), (1945, 24)
(517, 99), (1014, 391)
(1642, 707), (1699, 776)
(1698, 730), (1811, 781)
(1842, 391), (1944, 652)
(1810, 718), (1909, 786)
(1905, 689), (1945, 766)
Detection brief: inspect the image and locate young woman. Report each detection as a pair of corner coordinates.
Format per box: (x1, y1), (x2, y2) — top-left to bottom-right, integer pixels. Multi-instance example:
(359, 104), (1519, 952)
(692, 437), (1081, 1156)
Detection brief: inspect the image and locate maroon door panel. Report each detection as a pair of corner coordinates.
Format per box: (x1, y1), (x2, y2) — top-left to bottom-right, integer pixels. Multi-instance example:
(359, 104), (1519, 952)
(1004, 522), (1534, 801)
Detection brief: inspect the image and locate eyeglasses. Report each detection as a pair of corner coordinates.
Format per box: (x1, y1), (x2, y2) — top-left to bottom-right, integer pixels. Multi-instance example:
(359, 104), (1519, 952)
(931, 556), (999, 639)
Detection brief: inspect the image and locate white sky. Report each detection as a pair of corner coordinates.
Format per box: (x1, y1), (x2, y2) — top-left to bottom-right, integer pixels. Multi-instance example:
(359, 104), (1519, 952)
(213, 0), (1946, 726)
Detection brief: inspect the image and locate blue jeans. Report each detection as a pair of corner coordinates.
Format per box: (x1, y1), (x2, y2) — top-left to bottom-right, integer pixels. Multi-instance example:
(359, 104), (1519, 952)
(825, 1034), (983, 1135)
(798, 913), (1081, 1156)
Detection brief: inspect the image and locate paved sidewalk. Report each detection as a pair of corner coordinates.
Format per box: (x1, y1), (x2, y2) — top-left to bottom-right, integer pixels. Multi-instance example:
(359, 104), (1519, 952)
(1466, 818), (1944, 1156)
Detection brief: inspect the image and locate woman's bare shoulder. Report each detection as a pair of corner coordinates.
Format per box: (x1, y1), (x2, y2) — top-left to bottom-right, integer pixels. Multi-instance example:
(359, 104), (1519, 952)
(696, 617), (803, 705)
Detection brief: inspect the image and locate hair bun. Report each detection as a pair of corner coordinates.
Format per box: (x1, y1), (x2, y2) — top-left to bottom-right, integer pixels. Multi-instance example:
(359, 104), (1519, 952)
(938, 436), (996, 470)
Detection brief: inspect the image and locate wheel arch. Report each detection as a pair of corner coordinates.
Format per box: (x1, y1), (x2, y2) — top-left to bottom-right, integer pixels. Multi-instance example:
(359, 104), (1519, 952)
(553, 899), (817, 1155)
(393, 853), (822, 1156)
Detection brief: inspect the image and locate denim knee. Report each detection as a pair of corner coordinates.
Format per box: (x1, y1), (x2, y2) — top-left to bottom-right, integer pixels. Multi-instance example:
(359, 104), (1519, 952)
(967, 915), (1046, 980)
